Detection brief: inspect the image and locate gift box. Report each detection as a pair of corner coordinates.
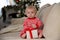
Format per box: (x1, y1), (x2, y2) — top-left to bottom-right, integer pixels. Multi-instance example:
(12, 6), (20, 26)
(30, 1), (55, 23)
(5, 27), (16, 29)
(26, 29), (38, 39)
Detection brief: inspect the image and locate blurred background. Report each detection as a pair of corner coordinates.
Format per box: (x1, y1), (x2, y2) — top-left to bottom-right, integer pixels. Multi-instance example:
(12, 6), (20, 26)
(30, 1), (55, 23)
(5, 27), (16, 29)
(0, 0), (60, 17)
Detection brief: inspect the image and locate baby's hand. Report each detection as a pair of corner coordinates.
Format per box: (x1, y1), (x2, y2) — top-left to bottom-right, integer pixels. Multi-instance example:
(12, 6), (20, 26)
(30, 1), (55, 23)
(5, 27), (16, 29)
(21, 33), (26, 38)
(32, 24), (36, 28)
(39, 34), (42, 38)
(38, 32), (43, 38)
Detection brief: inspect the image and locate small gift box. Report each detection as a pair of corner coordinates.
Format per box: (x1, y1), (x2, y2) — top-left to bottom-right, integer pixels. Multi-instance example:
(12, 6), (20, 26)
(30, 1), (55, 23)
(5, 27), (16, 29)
(26, 29), (38, 39)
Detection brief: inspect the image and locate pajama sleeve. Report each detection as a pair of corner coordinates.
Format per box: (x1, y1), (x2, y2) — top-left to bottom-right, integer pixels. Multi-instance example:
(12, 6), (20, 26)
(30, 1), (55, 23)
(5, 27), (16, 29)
(20, 19), (28, 37)
(37, 18), (43, 30)
(37, 19), (43, 37)
(23, 20), (29, 30)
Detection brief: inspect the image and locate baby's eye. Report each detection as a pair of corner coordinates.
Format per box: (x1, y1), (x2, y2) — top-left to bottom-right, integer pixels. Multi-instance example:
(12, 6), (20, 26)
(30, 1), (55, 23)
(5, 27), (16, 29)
(31, 12), (34, 13)
(27, 12), (30, 14)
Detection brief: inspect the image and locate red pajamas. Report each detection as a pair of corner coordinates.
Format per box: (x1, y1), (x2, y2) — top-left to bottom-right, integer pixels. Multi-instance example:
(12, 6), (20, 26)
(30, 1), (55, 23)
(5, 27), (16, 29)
(20, 17), (43, 38)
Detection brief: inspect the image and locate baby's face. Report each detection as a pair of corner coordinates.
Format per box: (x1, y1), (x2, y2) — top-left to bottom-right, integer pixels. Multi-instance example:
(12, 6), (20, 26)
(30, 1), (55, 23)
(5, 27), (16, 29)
(25, 9), (36, 18)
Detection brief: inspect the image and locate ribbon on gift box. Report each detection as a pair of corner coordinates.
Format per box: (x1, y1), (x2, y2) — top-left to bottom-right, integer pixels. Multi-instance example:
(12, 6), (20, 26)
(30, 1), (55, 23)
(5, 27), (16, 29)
(25, 28), (38, 39)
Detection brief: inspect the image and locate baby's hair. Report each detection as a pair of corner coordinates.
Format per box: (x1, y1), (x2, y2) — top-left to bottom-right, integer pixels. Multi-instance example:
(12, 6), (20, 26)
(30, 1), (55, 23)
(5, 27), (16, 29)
(25, 5), (37, 13)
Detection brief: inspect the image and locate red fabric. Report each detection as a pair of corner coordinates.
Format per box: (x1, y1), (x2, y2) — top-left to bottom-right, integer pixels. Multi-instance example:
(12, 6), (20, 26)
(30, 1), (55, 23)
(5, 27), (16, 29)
(20, 17), (43, 38)
(24, 28), (37, 38)
(29, 30), (32, 38)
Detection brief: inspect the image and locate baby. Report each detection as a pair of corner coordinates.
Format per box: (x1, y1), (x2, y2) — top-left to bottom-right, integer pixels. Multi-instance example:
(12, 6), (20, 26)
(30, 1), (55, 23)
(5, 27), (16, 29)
(20, 5), (43, 39)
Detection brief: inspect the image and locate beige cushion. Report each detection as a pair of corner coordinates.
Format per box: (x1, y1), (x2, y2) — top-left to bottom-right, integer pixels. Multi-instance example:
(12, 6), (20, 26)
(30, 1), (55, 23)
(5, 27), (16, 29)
(0, 17), (27, 34)
(36, 4), (51, 19)
(39, 5), (53, 24)
(43, 3), (60, 40)
(11, 17), (26, 25)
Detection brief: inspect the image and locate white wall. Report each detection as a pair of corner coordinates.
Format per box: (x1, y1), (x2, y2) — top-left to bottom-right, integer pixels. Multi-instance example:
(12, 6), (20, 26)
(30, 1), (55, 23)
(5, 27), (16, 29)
(40, 0), (60, 7)
(9, 0), (16, 5)
(0, 0), (10, 16)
